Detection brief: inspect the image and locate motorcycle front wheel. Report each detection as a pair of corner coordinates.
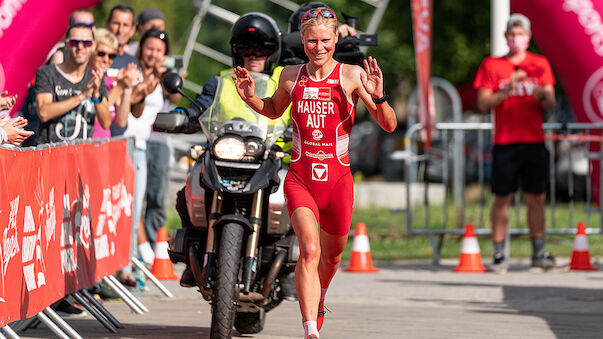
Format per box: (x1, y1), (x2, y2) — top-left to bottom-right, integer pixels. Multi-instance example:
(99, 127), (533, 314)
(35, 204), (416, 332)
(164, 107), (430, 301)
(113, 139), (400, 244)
(210, 223), (244, 339)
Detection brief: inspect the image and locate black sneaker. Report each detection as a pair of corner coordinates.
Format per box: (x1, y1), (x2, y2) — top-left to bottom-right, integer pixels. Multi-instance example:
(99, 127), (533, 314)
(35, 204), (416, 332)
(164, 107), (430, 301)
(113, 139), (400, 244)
(489, 252), (508, 274)
(52, 299), (86, 317)
(531, 252), (556, 271)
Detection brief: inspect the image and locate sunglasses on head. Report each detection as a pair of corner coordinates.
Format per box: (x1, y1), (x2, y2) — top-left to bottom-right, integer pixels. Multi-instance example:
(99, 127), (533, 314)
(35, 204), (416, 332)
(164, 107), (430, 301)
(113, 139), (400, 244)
(67, 38), (93, 47)
(73, 19), (94, 27)
(148, 30), (168, 41)
(301, 8), (337, 24)
(97, 51), (117, 59)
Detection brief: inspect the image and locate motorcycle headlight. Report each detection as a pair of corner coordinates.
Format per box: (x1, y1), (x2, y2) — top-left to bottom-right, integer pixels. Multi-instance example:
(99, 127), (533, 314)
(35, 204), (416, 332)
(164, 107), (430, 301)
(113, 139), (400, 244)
(213, 136), (246, 161)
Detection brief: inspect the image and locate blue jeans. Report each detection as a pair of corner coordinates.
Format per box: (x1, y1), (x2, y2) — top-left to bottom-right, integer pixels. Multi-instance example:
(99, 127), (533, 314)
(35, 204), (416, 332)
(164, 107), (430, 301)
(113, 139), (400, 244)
(124, 147), (147, 273)
(144, 141), (171, 245)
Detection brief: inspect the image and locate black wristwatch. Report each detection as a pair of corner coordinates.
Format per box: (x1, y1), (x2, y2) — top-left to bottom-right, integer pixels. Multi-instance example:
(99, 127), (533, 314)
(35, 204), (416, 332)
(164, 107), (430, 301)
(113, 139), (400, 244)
(372, 92), (389, 104)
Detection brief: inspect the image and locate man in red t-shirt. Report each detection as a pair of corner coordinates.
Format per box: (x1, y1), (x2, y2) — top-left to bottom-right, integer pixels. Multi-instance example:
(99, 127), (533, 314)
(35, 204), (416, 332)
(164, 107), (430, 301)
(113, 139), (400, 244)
(474, 13), (556, 273)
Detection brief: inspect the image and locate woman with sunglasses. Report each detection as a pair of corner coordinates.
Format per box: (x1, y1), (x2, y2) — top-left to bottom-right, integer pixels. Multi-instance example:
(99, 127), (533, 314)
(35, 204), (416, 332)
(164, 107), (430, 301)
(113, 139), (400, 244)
(234, 8), (397, 339)
(90, 28), (139, 139)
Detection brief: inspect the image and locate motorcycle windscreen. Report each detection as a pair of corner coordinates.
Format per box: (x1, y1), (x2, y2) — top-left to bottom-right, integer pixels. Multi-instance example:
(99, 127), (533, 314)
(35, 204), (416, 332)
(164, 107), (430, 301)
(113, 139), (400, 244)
(200, 71), (287, 148)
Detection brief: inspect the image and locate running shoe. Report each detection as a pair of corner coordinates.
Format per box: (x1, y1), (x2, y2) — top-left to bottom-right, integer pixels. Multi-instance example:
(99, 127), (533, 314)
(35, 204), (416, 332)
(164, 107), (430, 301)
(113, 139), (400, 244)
(317, 299), (325, 331)
(305, 335), (319, 339)
(489, 252), (508, 274)
(530, 252), (556, 271)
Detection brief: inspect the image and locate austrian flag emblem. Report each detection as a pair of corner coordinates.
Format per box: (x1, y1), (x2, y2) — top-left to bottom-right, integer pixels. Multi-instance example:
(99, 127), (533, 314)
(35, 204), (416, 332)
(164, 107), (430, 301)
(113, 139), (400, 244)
(311, 163), (328, 181)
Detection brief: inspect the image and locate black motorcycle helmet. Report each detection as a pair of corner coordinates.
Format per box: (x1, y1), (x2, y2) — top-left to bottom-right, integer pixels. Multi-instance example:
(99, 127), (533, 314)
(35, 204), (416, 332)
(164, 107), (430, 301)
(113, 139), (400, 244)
(230, 13), (281, 74)
(288, 2), (333, 33)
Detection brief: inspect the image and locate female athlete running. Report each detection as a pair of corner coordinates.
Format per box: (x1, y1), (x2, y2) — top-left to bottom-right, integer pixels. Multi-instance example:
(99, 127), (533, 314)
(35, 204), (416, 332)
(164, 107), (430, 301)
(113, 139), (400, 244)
(234, 8), (397, 339)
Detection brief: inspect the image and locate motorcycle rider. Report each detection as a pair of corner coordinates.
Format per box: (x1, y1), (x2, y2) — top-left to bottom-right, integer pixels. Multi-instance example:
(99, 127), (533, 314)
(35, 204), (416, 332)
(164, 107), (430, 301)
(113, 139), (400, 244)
(176, 12), (297, 300)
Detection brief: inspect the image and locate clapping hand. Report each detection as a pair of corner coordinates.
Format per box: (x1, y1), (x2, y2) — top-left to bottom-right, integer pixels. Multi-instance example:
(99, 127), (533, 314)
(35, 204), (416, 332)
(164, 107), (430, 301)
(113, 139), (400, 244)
(360, 56), (384, 100)
(0, 116), (34, 145)
(83, 69), (103, 99)
(133, 73), (160, 100)
(0, 91), (18, 110)
(117, 62), (140, 89)
(233, 66), (255, 102)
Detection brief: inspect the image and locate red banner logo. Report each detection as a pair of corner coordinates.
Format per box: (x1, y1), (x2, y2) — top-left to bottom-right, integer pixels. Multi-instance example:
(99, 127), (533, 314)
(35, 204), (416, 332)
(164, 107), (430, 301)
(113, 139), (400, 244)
(411, 0), (436, 150)
(0, 139), (134, 323)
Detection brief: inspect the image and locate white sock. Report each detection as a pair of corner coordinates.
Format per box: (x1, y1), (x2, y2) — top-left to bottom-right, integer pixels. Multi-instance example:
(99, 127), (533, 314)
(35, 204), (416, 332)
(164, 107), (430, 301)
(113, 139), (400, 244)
(303, 320), (319, 337)
(138, 242), (155, 265)
(320, 287), (328, 301)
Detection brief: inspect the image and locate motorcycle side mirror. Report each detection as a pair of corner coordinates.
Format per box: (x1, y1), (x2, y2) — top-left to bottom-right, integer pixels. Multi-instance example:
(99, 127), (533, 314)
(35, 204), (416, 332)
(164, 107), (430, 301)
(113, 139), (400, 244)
(163, 72), (183, 94)
(163, 72), (203, 113)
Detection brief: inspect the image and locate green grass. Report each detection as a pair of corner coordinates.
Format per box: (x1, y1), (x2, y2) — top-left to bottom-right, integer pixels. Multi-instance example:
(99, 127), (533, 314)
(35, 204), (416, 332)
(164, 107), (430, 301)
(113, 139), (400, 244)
(164, 202), (603, 261)
(346, 203), (603, 261)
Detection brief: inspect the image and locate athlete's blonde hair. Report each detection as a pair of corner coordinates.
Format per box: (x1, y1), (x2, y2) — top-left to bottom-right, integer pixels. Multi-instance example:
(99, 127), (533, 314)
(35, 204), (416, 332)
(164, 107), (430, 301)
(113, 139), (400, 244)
(300, 13), (338, 35)
(94, 28), (118, 50)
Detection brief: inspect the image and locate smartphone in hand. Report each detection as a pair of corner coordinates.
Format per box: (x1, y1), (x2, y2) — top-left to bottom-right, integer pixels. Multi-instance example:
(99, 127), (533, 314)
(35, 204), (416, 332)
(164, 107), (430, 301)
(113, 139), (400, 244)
(165, 55), (184, 71)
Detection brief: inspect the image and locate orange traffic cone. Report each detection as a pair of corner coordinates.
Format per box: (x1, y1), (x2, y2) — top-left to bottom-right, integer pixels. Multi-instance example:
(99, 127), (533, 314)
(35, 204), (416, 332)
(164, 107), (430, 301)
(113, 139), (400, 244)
(344, 222), (379, 273)
(150, 228), (179, 279)
(454, 224), (486, 273)
(569, 222), (598, 271)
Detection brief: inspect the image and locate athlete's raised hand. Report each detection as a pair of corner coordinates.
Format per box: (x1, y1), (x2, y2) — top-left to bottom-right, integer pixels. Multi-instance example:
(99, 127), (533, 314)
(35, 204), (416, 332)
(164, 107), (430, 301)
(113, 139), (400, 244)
(233, 66), (255, 102)
(360, 56), (384, 99)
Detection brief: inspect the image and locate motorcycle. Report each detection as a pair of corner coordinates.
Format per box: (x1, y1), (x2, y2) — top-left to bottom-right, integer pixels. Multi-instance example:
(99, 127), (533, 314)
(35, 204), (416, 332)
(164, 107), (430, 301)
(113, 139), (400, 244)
(154, 72), (299, 338)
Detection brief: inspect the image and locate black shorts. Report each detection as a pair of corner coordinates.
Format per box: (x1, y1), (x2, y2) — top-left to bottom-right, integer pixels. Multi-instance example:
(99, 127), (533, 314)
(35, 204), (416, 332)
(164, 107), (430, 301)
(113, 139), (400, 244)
(491, 143), (549, 195)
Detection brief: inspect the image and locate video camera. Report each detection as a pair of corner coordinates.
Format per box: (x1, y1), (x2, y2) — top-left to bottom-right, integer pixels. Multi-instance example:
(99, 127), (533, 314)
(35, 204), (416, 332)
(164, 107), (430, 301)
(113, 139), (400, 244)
(279, 13), (378, 66)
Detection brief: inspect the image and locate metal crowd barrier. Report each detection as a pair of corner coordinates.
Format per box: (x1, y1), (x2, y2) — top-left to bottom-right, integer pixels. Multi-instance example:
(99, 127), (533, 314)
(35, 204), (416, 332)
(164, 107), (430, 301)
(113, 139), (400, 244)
(399, 122), (603, 263)
(1, 137), (174, 338)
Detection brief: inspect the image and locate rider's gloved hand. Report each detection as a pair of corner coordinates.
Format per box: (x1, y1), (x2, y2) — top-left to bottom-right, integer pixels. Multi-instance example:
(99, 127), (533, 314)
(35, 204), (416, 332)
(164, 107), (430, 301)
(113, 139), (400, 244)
(170, 107), (190, 115)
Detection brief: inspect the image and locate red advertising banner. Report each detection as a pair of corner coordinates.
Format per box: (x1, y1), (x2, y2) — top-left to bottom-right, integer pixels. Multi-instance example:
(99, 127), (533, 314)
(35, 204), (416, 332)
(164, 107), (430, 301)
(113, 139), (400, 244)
(411, 0), (436, 150)
(511, 0), (603, 124)
(0, 0), (101, 115)
(511, 0), (603, 203)
(0, 139), (134, 323)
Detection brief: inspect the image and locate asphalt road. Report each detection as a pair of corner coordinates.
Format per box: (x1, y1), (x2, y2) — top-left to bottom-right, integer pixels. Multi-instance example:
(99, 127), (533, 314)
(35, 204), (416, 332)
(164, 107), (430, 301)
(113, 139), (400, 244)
(17, 258), (603, 339)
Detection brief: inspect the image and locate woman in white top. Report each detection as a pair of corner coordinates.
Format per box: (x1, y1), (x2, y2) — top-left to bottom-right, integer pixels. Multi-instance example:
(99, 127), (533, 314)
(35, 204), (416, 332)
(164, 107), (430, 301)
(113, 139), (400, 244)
(121, 28), (170, 284)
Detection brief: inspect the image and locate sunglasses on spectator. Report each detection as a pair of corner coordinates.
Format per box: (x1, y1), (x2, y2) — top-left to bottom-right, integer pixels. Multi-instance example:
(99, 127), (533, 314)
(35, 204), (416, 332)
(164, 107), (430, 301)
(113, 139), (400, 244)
(97, 51), (117, 59)
(67, 38), (94, 47)
(73, 19), (94, 27)
(301, 8), (337, 24)
(241, 47), (272, 58)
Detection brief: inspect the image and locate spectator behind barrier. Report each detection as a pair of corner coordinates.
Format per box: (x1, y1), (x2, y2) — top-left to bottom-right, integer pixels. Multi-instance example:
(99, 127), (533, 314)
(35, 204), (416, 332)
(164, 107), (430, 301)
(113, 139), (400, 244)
(34, 23), (110, 144)
(473, 13), (557, 273)
(47, 8), (96, 65)
(19, 8), (96, 147)
(105, 4), (146, 137)
(90, 28), (140, 139)
(120, 28), (171, 284)
(126, 8), (176, 263)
